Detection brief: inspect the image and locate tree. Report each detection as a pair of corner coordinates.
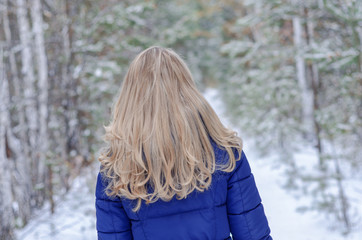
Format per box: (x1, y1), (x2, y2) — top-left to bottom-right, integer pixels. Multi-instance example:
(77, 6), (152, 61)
(0, 41), (16, 240)
(218, 0), (362, 233)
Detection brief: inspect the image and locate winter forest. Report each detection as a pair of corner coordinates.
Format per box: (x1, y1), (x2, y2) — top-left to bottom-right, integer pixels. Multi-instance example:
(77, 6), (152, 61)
(0, 0), (361, 239)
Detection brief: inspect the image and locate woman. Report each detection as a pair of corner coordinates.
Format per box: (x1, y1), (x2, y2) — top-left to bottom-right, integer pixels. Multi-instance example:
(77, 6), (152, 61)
(95, 46), (272, 240)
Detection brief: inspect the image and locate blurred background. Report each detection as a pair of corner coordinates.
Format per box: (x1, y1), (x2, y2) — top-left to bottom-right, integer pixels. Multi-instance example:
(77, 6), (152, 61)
(0, 0), (361, 239)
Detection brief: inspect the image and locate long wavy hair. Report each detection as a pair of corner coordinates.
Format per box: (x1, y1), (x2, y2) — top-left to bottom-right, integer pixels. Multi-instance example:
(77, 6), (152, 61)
(99, 46), (243, 211)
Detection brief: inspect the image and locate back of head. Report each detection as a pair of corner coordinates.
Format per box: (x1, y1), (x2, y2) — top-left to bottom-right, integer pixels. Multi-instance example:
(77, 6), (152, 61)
(99, 46), (243, 211)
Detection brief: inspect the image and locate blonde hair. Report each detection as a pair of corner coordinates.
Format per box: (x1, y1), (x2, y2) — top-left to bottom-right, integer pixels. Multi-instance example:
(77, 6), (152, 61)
(99, 46), (243, 211)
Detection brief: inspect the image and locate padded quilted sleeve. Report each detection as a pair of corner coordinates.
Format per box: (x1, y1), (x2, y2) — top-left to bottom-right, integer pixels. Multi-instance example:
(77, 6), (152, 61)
(95, 172), (133, 240)
(227, 149), (272, 240)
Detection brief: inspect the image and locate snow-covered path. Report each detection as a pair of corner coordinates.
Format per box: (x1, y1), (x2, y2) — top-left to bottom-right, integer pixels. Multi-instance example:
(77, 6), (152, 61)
(203, 88), (361, 240)
(16, 88), (361, 240)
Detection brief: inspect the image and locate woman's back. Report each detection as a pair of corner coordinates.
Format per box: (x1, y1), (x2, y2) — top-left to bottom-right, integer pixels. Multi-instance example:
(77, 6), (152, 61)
(96, 139), (272, 240)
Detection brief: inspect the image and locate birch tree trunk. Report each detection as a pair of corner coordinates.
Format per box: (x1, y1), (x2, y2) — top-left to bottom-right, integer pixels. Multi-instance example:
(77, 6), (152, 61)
(292, 15), (314, 137)
(16, 0), (41, 204)
(3, 0), (33, 224)
(31, 0), (49, 206)
(0, 45), (15, 240)
(3, 0), (27, 155)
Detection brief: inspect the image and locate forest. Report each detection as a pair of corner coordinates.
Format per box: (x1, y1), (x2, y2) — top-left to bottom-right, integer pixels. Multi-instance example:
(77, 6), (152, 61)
(0, 0), (361, 239)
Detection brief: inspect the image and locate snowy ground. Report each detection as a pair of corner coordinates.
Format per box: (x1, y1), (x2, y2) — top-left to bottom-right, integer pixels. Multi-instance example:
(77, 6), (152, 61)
(16, 88), (362, 240)
(16, 163), (98, 240)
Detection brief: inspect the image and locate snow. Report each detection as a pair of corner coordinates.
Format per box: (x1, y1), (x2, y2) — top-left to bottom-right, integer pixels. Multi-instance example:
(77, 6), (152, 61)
(15, 88), (362, 240)
(15, 164), (98, 240)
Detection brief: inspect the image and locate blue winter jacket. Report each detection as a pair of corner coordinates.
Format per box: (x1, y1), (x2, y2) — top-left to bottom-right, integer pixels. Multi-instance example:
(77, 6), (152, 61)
(95, 140), (272, 240)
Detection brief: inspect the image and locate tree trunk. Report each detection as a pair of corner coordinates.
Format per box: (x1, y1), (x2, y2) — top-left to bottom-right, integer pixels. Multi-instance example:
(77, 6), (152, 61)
(16, 0), (41, 205)
(3, 0), (33, 226)
(333, 150), (351, 233)
(61, 0), (82, 191)
(306, 5), (352, 232)
(304, 8), (323, 163)
(293, 14), (314, 138)
(0, 46), (16, 240)
(31, 0), (49, 207)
